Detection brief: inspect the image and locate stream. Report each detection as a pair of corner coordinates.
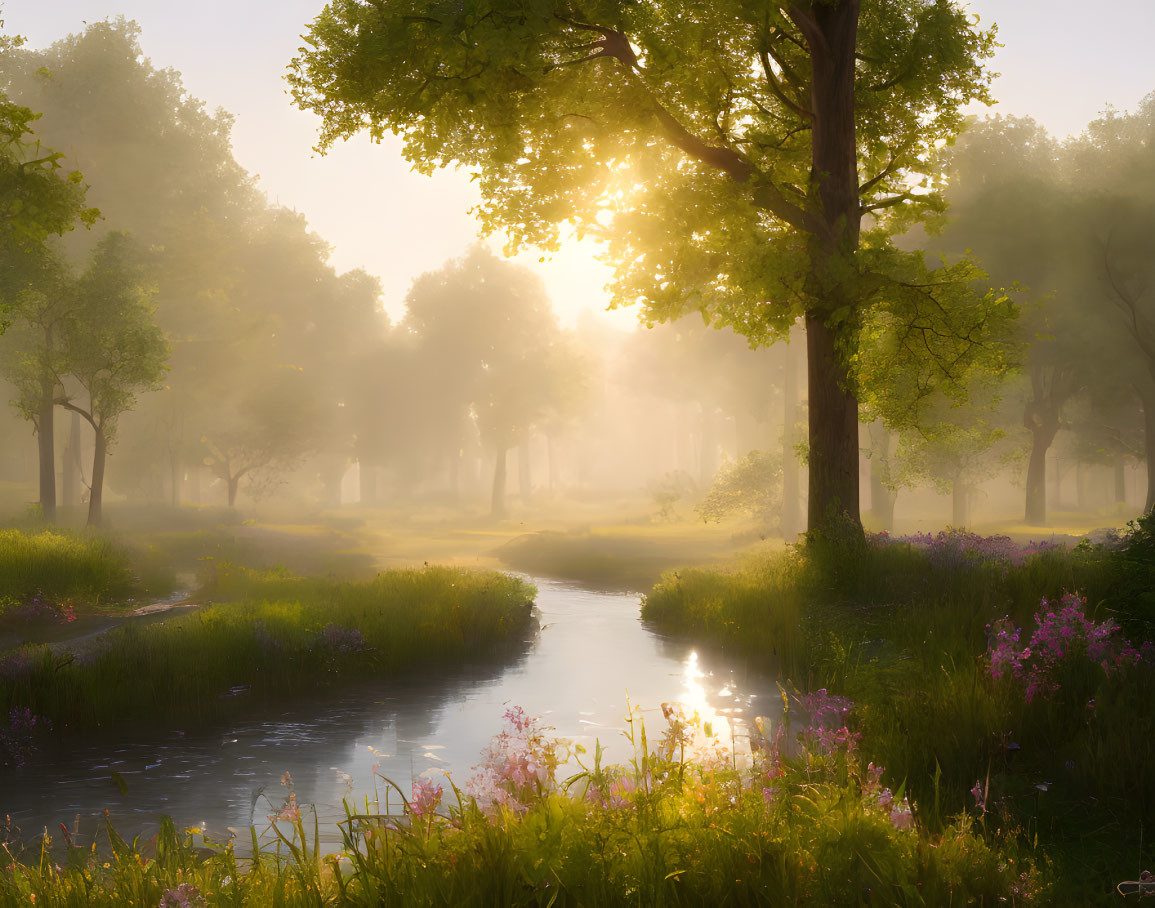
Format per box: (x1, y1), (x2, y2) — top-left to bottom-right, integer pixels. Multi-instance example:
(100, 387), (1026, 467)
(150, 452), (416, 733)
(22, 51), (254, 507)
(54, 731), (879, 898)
(0, 576), (783, 852)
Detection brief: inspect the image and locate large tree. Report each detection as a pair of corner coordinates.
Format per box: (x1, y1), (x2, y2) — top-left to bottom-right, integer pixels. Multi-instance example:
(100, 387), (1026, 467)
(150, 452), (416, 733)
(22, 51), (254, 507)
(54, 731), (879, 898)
(290, 0), (997, 536)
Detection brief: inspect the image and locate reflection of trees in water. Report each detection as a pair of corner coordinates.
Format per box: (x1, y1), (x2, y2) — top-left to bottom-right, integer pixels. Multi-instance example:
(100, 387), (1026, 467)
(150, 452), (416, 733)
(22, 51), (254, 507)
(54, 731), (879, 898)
(5, 612), (541, 850)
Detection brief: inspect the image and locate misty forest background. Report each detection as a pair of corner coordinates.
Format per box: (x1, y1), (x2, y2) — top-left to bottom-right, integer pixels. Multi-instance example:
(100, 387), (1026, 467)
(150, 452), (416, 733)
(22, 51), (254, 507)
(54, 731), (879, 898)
(0, 19), (1151, 538)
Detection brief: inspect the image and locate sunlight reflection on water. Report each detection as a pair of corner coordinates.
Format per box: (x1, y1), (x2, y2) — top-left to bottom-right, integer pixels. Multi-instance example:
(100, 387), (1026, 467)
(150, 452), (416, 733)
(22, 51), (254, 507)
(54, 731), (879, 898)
(1, 576), (784, 850)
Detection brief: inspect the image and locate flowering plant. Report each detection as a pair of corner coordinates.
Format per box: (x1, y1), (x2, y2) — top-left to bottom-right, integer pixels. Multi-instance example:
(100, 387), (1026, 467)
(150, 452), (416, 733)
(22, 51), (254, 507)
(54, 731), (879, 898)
(986, 592), (1152, 702)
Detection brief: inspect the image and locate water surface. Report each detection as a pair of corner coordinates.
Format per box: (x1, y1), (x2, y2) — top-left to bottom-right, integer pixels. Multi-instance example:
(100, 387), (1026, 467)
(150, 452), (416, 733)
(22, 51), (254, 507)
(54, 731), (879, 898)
(1, 577), (782, 850)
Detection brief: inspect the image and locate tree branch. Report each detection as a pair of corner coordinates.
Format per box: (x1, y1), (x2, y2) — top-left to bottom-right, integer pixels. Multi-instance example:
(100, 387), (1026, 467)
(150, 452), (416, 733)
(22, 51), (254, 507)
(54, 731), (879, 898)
(55, 398), (98, 432)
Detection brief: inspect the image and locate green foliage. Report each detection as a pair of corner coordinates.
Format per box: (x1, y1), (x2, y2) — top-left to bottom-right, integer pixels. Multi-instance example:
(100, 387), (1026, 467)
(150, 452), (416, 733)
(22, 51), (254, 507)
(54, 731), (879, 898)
(291, 0), (1001, 533)
(0, 88), (97, 255)
(57, 231), (169, 440)
(0, 528), (140, 606)
(0, 566), (535, 730)
(696, 449), (781, 527)
(643, 538), (1155, 900)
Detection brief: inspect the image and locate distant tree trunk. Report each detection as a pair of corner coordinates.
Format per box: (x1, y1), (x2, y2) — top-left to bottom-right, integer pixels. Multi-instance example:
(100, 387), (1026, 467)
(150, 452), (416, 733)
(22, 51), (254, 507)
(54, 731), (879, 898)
(188, 466), (201, 505)
(227, 474), (240, 509)
(1115, 451), (1127, 505)
(1024, 430), (1055, 527)
(518, 437), (532, 504)
(1141, 389), (1155, 513)
(359, 459), (378, 505)
(62, 410), (82, 510)
(36, 374), (56, 523)
(867, 422), (896, 532)
(1076, 459), (1088, 512)
(1049, 454), (1063, 511)
(1023, 378), (1063, 526)
(491, 445), (508, 518)
(170, 451), (181, 509)
(87, 427), (107, 528)
(780, 332), (801, 538)
(951, 475), (968, 528)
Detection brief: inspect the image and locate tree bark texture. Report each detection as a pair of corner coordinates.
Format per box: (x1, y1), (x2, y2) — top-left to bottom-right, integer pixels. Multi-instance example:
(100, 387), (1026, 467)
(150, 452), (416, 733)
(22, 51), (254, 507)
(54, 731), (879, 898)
(800, 0), (864, 536)
(805, 312), (861, 532)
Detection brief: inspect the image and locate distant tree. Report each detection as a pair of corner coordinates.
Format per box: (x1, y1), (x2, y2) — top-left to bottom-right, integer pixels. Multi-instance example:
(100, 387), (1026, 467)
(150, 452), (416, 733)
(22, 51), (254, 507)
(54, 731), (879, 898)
(1069, 95), (1155, 512)
(201, 370), (325, 509)
(0, 52), (98, 521)
(930, 117), (1091, 525)
(291, 0), (999, 538)
(933, 110), (1155, 521)
(0, 248), (72, 521)
(696, 450), (782, 529)
(54, 232), (168, 526)
(403, 246), (566, 517)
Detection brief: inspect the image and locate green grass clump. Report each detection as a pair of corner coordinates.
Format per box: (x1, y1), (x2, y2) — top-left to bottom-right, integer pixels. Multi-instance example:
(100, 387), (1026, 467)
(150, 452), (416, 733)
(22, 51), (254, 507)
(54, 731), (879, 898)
(642, 533), (1154, 904)
(1, 566), (535, 731)
(0, 529), (157, 610)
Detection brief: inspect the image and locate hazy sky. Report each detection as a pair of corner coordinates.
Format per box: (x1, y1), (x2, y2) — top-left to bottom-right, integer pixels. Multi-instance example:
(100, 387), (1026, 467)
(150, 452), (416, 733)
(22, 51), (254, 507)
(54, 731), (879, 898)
(6, 1), (1155, 326)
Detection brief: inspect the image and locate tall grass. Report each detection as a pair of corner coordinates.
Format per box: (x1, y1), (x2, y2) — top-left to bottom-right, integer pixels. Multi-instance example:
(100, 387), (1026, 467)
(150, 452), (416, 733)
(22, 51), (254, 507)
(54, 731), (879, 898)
(0, 706), (1043, 906)
(1, 566), (535, 730)
(642, 534), (1155, 904)
(0, 529), (163, 609)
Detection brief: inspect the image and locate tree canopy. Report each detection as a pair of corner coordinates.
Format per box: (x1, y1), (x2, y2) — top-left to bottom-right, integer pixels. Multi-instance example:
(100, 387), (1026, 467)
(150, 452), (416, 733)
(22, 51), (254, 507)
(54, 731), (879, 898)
(291, 0), (1000, 535)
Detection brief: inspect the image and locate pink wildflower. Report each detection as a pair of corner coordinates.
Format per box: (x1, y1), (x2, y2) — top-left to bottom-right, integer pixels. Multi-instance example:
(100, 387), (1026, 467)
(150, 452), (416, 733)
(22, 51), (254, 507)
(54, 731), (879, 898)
(410, 777), (443, 818)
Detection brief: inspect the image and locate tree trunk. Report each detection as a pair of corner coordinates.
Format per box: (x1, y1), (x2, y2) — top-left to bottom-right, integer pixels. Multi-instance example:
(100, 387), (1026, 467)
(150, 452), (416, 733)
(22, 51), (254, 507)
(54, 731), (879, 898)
(37, 375), (56, 523)
(87, 428), (106, 528)
(804, 312), (862, 534)
(781, 330), (801, 538)
(518, 437), (532, 504)
(1142, 389), (1155, 513)
(170, 450), (181, 509)
(491, 445), (508, 518)
(1049, 454), (1063, 511)
(62, 410), (82, 510)
(227, 475), (240, 509)
(1024, 427), (1056, 526)
(801, 0), (864, 538)
(1023, 386), (1061, 526)
(951, 476), (968, 528)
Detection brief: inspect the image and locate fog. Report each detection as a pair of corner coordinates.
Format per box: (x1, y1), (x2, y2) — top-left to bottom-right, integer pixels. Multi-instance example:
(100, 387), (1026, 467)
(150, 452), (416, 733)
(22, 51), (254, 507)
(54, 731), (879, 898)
(0, 15), (1148, 539)
(2, 7), (1154, 899)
